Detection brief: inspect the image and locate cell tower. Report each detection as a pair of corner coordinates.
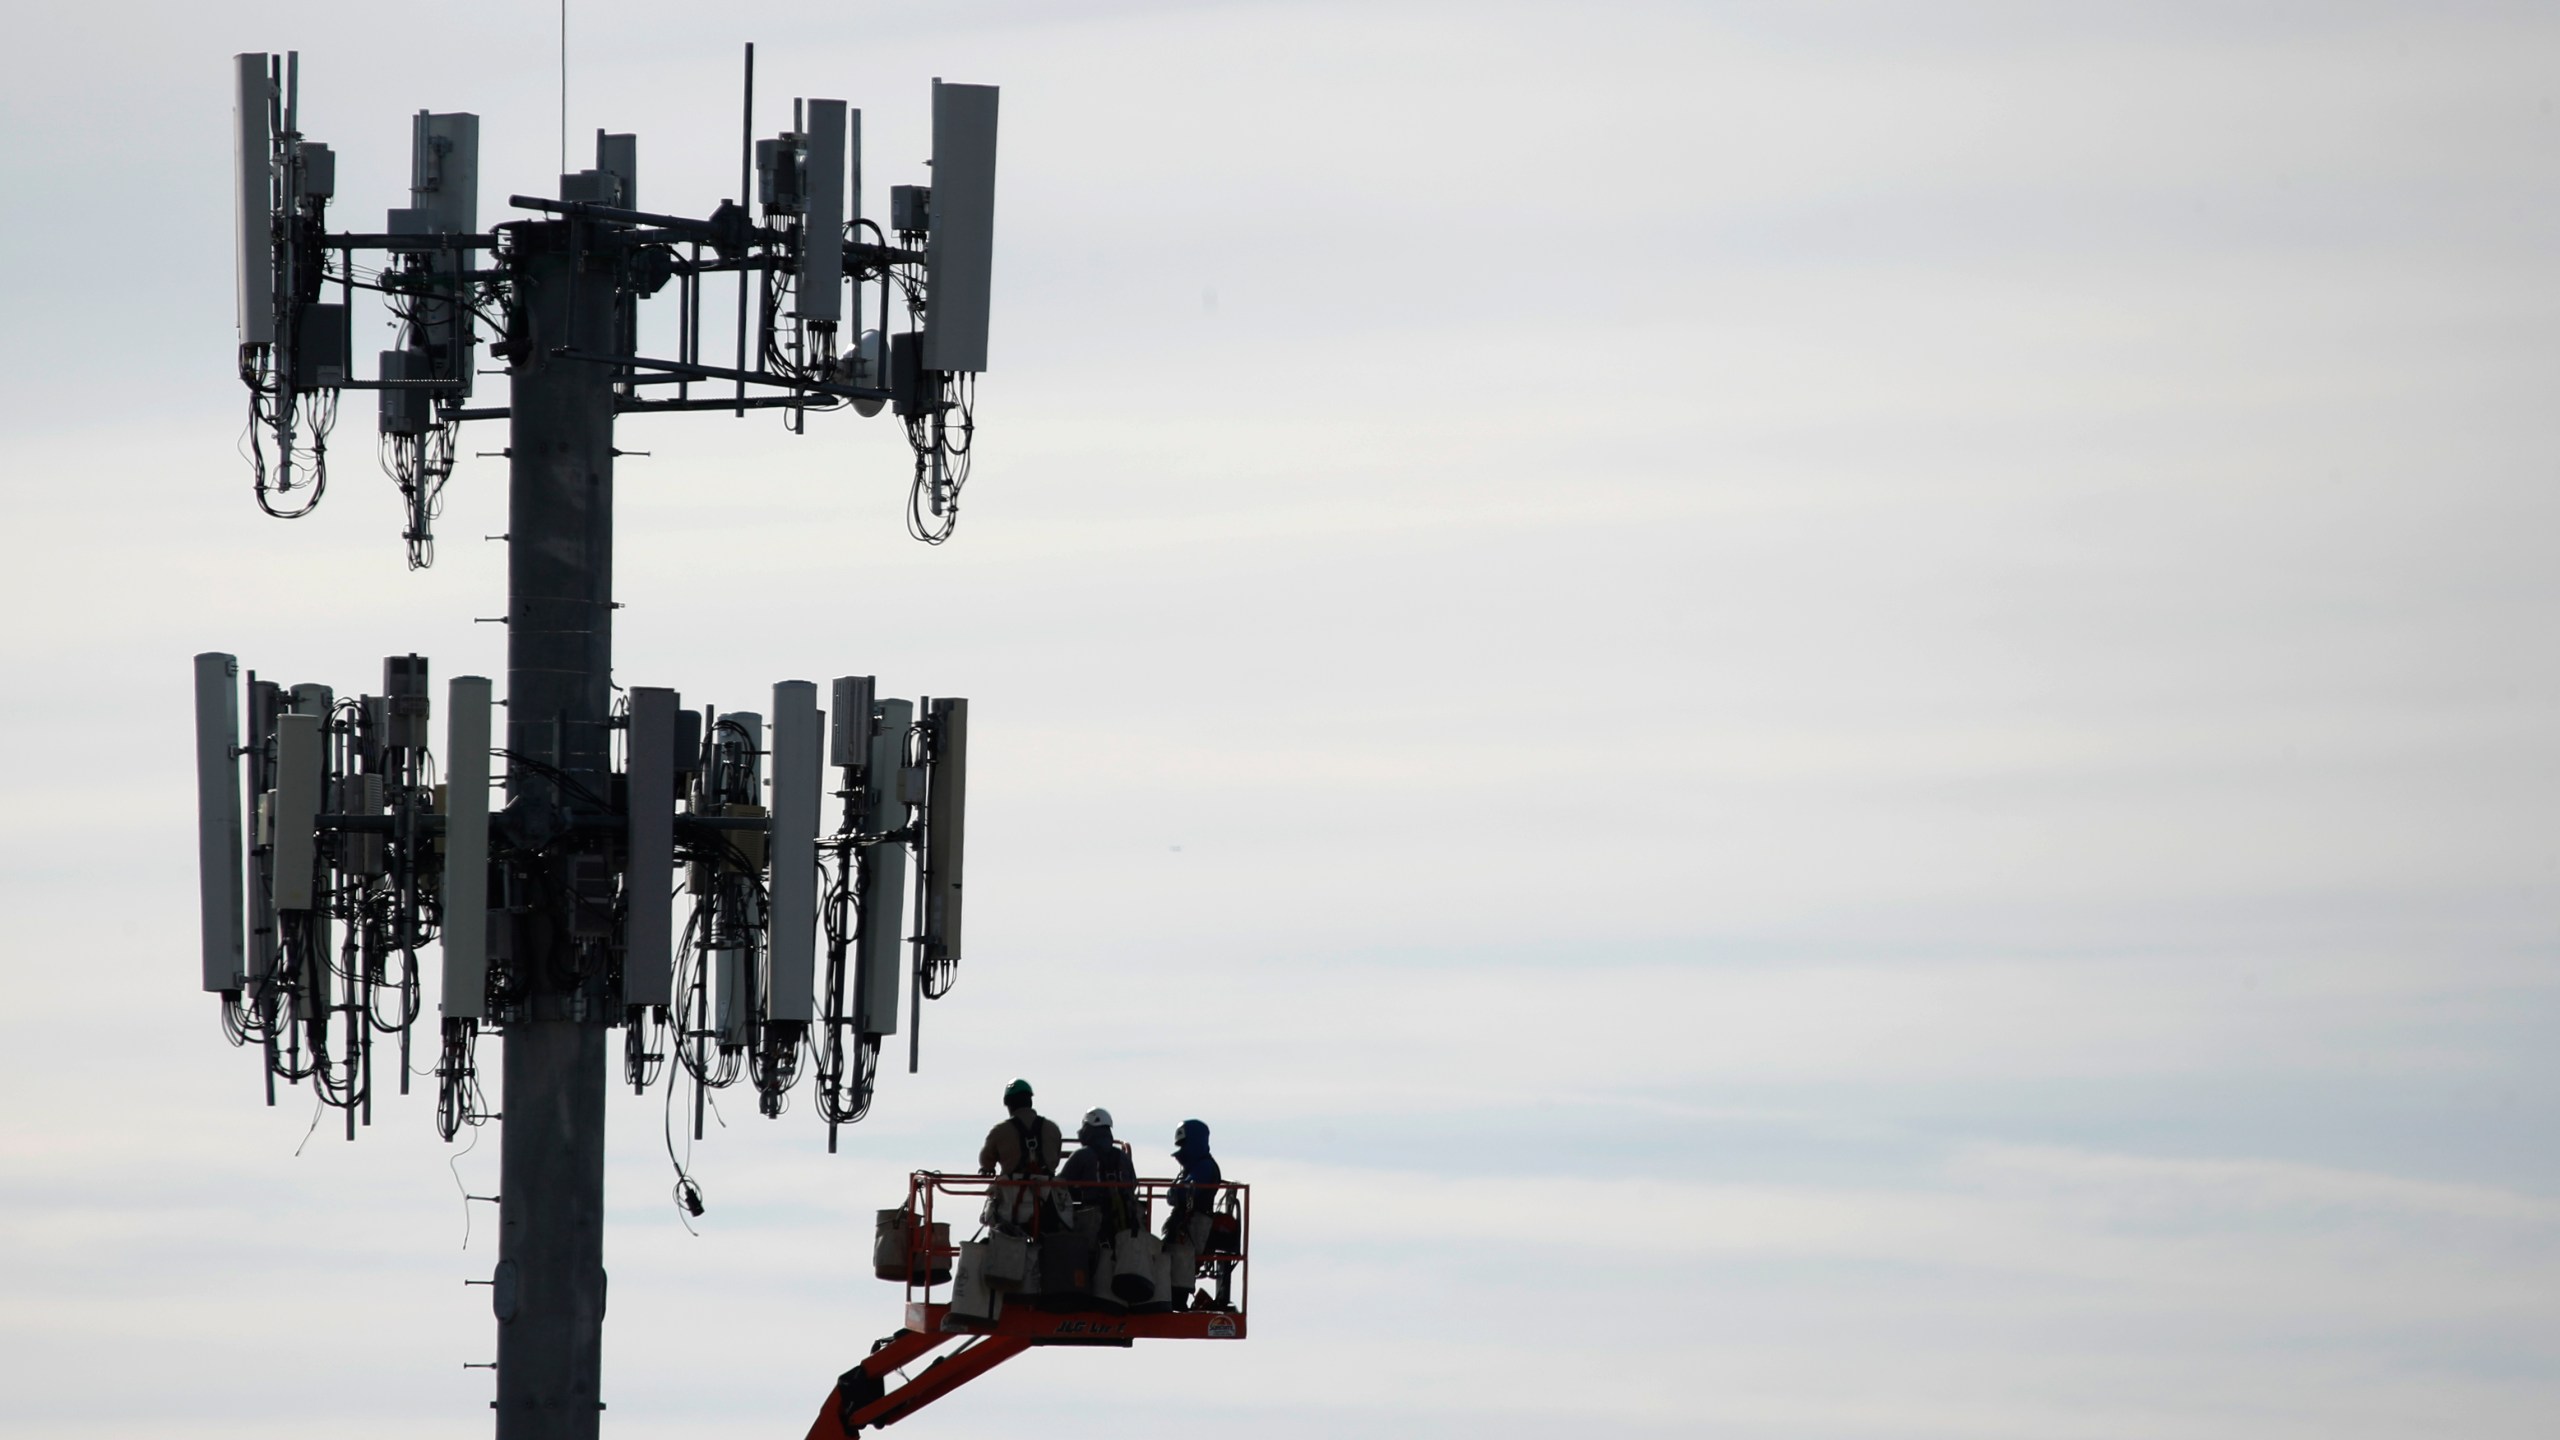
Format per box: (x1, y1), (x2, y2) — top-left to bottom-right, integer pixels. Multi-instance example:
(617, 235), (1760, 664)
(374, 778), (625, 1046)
(194, 48), (996, 1439)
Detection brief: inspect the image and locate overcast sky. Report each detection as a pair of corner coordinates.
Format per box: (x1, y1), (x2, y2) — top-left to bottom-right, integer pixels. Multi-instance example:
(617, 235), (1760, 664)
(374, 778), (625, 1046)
(2, 3), (2556, 1437)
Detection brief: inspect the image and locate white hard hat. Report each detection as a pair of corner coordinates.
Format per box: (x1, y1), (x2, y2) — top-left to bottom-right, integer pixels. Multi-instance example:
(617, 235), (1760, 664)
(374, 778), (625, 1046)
(1082, 1107), (1113, 1129)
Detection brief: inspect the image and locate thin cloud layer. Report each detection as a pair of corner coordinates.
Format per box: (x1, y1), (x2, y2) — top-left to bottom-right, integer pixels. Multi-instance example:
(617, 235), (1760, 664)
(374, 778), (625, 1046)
(0, 2), (2554, 1437)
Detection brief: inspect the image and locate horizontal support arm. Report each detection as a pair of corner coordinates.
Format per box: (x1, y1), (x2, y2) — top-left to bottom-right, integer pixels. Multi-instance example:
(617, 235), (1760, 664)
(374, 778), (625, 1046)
(848, 240), (929, 270)
(621, 395), (816, 415)
(327, 232), (502, 251)
(316, 813), (444, 835)
(507, 194), (751, 251)
(551, 347), (888, 404)
(309, 812), (774, 842)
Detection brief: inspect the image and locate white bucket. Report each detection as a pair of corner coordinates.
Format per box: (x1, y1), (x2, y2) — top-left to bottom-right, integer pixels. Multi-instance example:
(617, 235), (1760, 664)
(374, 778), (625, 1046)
(982, 1231), (1032, 1289)
(1109, 1230), (1159, 1304)
(872, 1209), (912, 1282)
(948, 1242), (1001, 1325)
(1089, 1238), (1120, 1306)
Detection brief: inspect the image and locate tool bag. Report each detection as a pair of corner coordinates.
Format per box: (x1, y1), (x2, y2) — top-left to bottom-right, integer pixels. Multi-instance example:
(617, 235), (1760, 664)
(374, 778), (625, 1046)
(1205, 1211), (1241, 1257)
(873, 1208), (912, 1281)
(948, 1241), (1002, 1325)
(1038, 1228), (1094, 1296)
(981, 1231), (1033, 1289)
(1087, 1236), (1129, 1311)
(1109, 1229), (1160, 1305)
(873, 1209), (953, 1284)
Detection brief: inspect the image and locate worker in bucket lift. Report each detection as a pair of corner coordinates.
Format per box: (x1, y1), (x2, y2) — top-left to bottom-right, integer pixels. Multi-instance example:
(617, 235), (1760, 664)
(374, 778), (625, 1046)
(978, 1079), (1063, 1233)
(1058, 1107), (1140, 1234)
(1163, 1118), (1221, 1247)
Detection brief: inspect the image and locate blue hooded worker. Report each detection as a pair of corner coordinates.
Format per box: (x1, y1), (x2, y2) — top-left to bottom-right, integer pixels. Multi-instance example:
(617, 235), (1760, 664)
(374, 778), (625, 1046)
(1163, 1118), (1221, 1245)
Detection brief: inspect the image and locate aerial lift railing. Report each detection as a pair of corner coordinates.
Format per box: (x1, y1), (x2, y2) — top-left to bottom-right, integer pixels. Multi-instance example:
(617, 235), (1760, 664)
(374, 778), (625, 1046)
(901, 1170), (1248, 1311)
(810, 1171), (1248, 1434)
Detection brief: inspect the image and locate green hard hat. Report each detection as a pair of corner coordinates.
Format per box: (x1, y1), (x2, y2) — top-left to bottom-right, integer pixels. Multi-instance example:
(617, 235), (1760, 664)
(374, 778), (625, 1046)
(1004, 1079), (1034, 1103)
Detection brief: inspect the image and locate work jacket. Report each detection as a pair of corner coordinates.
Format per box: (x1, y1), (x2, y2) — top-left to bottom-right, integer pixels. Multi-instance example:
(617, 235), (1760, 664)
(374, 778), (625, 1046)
(1059, 1140), (1138, 1231)
(979, 1109), (1063, 1179)
(1168, 1143), (1221, 1223)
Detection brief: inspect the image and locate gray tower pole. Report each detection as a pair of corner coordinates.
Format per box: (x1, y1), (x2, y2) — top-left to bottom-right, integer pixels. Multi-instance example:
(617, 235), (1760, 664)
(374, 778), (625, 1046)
(494, 223), (617, 1440)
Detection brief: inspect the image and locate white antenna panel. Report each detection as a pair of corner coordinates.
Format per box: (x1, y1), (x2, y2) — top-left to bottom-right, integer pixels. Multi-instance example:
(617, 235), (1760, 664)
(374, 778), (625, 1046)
(410, 112), (480, 232)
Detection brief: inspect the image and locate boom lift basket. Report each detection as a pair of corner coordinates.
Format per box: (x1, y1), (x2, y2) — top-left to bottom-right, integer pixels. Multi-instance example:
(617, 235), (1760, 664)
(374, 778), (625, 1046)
(808, 1170), (1250, 1434)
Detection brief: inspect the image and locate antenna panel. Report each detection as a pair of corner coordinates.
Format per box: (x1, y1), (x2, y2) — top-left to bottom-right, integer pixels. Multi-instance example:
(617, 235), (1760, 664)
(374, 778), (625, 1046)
(270, 711), (323, 911)
(441, 676), (492, 1018)
(715, 711), (764, 799)
(194, 653), (246, 992)
(597, 131), (637, 210)
(714, 711), (764, 1044)
(410, 112), (479, 232)
(233, 54), (275, 346)
(383, 655), (430, 751)
(767, 681), (823, 1023)
(848, 107), (864, 242)
(923, 81), (999, 373)
(244, 678), (280, 990)
(624, 686), (679, 1009)
(853, 698), (913, 1034)
(796, 100), (846, 322)
(924, 698), (968, 970)
(410, 112), (480, 397)
(829, 676), (875, 768)
(674, 707), (702, 777)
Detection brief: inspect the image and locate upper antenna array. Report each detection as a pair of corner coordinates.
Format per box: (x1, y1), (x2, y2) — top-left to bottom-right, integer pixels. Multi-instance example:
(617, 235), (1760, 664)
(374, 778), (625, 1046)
(207, 50), (1002, 1435)
(231, 49), (1000, 562)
